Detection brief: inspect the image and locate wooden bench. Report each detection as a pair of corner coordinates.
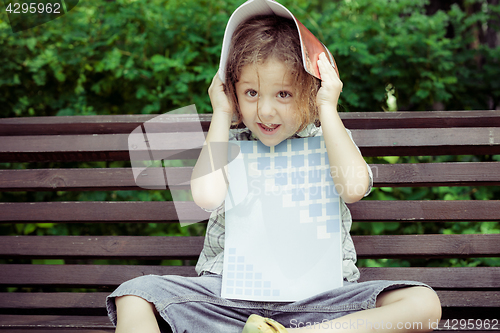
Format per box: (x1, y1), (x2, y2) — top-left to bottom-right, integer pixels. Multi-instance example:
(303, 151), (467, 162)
(0, 110), (499, 332)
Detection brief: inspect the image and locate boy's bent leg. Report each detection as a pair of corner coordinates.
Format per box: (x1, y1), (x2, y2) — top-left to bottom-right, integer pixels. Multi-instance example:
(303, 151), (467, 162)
(107, 273), (270, 333)
(115, 295), (161, 333)
(287, 286), (441, 333)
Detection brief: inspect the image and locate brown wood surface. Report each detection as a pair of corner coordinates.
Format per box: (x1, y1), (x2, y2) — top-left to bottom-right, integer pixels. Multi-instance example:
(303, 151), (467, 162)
(0, 291), (498, 310)
(0, 330), (112, 333)
(1, 314), (499, 332)
(1, 111), (499, 136)
(1, 265), (499, 289)
(0, 236), (205, 260)
(0, 234), (498, 260)
(1, 200), (499, 223)
(1, 127), (499, 163)
(1, 111), (499, 331)
(11, 317), (498, 332)
(0, 328), (111, 333)
(353, 127), (500, 156)
(0, 314), (113, 329)
(1, 162), (499, 192)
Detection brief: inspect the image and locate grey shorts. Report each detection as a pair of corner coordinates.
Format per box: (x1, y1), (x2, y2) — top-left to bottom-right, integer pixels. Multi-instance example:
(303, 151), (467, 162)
(106, 272), (431, 333)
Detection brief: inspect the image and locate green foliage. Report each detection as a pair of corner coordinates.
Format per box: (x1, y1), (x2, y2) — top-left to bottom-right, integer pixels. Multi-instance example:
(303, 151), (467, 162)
(0, 0), (242, 116)
(1, 0), (499, 116)
(291, 0), (500, 111)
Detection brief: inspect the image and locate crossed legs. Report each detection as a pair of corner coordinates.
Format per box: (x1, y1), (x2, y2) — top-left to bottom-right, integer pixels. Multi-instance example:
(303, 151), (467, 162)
(114, 286), (441, 333)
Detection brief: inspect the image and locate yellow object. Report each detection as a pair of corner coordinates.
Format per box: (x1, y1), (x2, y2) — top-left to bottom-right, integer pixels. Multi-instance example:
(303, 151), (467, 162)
(242, 314), (289, 333)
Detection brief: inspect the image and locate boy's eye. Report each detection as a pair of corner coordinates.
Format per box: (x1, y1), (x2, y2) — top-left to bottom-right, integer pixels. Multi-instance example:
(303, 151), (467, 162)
(278, 91), (292, 98)
(245, 89), (258, 97)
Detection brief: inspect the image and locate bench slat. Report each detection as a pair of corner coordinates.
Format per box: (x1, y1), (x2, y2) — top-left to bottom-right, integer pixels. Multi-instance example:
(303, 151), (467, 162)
(1, 316), (498, 332)
(354, 127), (500, 156)
(0, 236), (204, 260)
(0, 291), (498, 310)
(0, 265), (498, 289)
(1, 162), (499, 192)
(0, 234), (498, 259)
(1, 201), (499, 223)
(0, 314), (112, 330)
(1, 127), (499, 163)
(1, 111), (499, 136)
(1, 315), (499, 332)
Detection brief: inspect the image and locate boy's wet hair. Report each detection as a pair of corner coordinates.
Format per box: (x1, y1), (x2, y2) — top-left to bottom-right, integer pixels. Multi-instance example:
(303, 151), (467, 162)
(225, 15), (321, 132)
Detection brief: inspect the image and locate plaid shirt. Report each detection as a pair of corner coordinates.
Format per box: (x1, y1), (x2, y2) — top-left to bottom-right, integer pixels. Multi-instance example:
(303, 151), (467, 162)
(195, 124), (373, 282)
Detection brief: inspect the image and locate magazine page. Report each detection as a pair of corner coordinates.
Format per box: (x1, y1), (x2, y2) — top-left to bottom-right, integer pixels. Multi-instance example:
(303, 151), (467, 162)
(222, 136), (343, 302)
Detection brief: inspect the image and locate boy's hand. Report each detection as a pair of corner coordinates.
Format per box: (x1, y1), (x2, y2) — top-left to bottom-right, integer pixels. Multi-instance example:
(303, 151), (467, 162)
(316, 52), (343, 111)
(208, 70), (234, 118)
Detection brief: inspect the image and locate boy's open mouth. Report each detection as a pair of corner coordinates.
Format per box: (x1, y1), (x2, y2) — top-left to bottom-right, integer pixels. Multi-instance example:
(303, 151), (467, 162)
(258, 123), (281, 133)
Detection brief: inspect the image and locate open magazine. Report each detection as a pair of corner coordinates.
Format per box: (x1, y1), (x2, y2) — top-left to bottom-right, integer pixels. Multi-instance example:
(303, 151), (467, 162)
(222, 136), (343, 302)
(219, 0), (340, 82)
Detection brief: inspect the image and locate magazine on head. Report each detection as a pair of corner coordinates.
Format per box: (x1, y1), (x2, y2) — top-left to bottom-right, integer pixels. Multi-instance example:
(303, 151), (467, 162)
(218, 0), (340, 83)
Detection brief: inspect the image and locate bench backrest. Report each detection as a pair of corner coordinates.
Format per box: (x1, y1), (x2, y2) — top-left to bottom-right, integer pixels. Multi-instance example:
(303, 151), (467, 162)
(1, 111), (499, 330)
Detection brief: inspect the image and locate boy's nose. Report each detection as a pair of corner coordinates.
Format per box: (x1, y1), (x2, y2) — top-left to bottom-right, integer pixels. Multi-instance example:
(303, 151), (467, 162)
(257, 100), (276, 120)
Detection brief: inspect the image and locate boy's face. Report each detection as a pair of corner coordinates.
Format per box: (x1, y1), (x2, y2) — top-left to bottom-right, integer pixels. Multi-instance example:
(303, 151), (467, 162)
(235, 58), (300, 147)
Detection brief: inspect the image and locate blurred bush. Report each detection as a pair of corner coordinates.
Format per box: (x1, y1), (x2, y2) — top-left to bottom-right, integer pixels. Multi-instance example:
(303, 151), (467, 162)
(1, 0), (499, 117)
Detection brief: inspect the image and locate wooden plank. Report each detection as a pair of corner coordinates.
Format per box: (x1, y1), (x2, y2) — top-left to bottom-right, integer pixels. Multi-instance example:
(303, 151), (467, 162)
(357, 267), (500, 289)
(0, 133), (203, 163)
(0, 291), (498, 311)
(1, 315), (499, 332)
(0, 265), (198, 287)
(0, 330), (112, 333)
(1, 111), (499, 136)
(1, 265), (499, 289)
(1, 162), (499, 192)
(437, 291), (500, 308)
(340, 110), (500, 129)
(1, 201), (499, 223)
(354, 234), (500, 259)
(0, 167), (192, 192)
(0, 201), (209, 223)
(1, 127), (499, 163)
(0, 113), (213, 136)
(0, 234), (498, 259)
(0, 236), (205, 260)
(353, 127), (500, 156)
(0, 314), (113, 329)
(0, 328), (112, 333)
(370, 162), (500, 187)
(348, 200), (500, 222)
(1, 316), (500, 332)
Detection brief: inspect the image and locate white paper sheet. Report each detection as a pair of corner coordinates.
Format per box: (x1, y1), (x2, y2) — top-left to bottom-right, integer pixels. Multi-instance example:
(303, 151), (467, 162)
(222, 136), (343, 302)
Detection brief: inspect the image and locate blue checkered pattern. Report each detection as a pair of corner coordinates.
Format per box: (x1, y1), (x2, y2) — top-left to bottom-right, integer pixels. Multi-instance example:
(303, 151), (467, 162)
(195, 125), (373, 287)
(222, 135), (344, 300)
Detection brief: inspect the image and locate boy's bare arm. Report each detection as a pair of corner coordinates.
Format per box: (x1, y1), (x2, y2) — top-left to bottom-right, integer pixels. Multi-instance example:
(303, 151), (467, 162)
(316, 52), (369, 203)
(191, 73), (233, 210)
(320, 110), (369, 204)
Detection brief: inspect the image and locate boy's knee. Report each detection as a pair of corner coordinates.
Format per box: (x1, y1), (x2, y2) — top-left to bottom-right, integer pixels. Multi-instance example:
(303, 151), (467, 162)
(377, 286), (442, 329)
(404, 287), (442, 331)
(417, 287), (442, 320)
